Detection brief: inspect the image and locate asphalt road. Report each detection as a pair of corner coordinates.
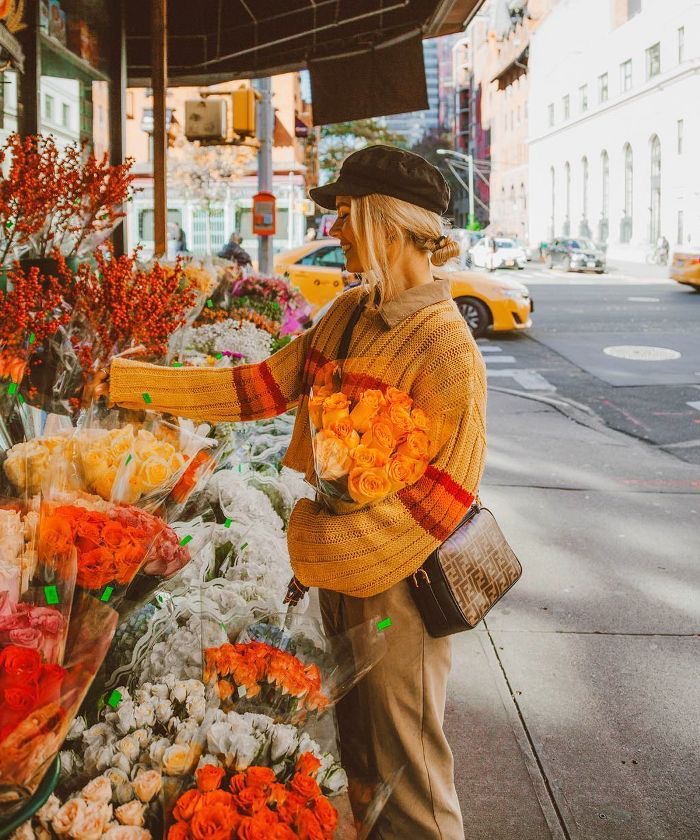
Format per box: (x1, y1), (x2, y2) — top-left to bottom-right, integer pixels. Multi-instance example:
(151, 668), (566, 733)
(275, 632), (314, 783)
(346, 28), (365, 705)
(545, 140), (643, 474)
(480, 260), (700, 465)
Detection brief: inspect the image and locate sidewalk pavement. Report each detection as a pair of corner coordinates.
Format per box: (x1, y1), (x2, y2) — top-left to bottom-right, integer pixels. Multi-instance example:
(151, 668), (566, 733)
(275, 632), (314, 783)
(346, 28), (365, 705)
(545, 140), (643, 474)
(445, 388), (699, 840)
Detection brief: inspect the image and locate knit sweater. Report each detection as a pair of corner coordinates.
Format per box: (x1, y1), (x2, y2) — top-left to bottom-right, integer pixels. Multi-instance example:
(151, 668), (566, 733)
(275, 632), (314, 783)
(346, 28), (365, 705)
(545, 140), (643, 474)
(110, 280), (487, 597)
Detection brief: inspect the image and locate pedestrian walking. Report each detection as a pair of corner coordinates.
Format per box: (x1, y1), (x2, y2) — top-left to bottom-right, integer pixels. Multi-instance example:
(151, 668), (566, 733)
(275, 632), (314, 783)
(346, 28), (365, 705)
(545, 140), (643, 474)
(218, 231), (253, 267)
(109, 145), (486, 840)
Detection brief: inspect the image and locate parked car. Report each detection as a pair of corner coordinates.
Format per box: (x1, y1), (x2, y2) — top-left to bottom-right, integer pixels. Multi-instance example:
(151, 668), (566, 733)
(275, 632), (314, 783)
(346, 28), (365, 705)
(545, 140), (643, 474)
(469, 237), (527, 270)
(546, 238), (606, 273)
(274, 238), (533, 337)
(669, 247), (700, 289)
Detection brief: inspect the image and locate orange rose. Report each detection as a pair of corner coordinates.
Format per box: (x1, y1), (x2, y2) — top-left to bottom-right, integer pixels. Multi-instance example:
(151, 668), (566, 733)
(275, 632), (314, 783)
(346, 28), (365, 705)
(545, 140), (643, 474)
(411, 408), (429, 431)
(313, 430), (351, 480)
(172, 789), (201, 822)
(349, 389), (386, 433)
(397, 430), (431, 461)
(321, 392), (350, 429)
(297, 809), (325, 840)
(350, 444), (387, 470)
(360, 417), (395, 455)
(347, 466), (392, 505)
(295, 752), (322, 778)
(312, 796), (338, 834)
(245, 767), (276, 789)
(190, 802), (239, 840)
(196, 765), (226, 793)
(307, 395), (326, 431)
(276, 792), (305, 825)
(329, 418), (360, 449)
(167, 822), (190, 840)
(234, 786), (268, 815)
(386, 404), (415, 440)
(385, 386), (413, 409)
(387, 454), (427, 491)
(229, 773), (247, 794)
(290, 772), (321, 802)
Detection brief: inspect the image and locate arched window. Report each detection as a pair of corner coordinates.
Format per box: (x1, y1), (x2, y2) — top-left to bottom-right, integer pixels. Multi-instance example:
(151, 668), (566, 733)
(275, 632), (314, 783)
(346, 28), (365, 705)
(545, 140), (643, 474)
(581, 156), (589, 220)
(622, 143), (633, 242)
(600, 150), (610, 242)
(564, 161), (571, 220)
(649, 134), (661, 243)
(601, 150), (609, 219)
(549, 166), (555, 238)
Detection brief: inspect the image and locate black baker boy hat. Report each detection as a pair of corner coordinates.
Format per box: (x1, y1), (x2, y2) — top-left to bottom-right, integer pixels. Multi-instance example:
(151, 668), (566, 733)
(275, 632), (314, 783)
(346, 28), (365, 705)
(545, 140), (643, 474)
(309, 145), (450, 216)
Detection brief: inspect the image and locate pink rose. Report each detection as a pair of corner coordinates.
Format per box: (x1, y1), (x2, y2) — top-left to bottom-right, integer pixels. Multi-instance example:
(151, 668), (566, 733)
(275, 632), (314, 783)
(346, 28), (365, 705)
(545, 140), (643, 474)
(9, 626), (43, 648)
(0, 612), (27, 631)
(28, 607), (64, 636)
(0, 591), (16, 617)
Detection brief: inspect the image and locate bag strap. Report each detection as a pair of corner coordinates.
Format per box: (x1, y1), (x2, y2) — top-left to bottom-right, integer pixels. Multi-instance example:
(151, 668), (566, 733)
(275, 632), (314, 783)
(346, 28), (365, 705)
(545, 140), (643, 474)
(337, 295), (367, 361)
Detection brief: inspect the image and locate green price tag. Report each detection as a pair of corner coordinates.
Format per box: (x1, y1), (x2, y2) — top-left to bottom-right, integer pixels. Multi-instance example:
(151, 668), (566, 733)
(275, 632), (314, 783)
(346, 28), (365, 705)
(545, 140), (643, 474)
(240, 542), (249, 551)
(7, 382), (18, 396)
(172, 361), (183, 367)
(180, 535), (193, 546)
(377, 617), (392, 632)
(18, 394), (25, 405)
(215, 352), (223, 360)
(106, 690), (122, 709)
(224, 518), (232, 528)
(28, 333), (36, 344)
(142, 393), (152, 404)
(125, 454), (132, 465)
(207, 299), (213, 308)
(100, 585), (114, 602)
(44, 585), (59, 605)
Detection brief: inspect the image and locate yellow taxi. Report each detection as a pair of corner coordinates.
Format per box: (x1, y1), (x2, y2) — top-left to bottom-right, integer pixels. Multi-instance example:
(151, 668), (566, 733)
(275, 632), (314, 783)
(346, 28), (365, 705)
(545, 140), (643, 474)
(670, 248), (700, 289)
(274, 238), (533, 337)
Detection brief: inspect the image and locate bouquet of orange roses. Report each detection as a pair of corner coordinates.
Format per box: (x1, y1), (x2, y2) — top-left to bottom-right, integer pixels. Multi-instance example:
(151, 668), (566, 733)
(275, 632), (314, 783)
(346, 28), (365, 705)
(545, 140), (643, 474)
(309, 362), (436, 508)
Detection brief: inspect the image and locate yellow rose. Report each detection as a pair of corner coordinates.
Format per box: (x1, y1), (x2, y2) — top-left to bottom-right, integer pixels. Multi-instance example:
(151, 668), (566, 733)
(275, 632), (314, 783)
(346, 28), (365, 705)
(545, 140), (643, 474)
(385, 386), (413, 410)
(314, 429), (352, 480)
(351, 444), (389, 470)
(329, 416), (360, 448)
(136, 455), (173, 490)
(161, 743), (199, 775)
(322, 392), (351, 429)
(397, 429), (431, 461)
(131, 770), (162, 803)
(349, 389), (386, 433)
(386, 404), (415, 441)
(94, 468), (117, 501)
(387, 454), (427, 491)
(347, 466), (392, 505)
(361, 417), (395, 455)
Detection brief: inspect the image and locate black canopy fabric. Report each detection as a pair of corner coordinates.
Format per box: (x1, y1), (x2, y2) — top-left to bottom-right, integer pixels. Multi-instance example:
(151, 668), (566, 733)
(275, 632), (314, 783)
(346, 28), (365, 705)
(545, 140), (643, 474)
(126, 0), (480, 122)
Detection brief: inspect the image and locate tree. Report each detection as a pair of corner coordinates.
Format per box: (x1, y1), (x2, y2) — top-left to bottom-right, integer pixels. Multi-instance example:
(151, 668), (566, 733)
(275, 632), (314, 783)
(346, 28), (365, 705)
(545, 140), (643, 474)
(319, 119), (406, 180)
(409, 131), (465, 220)
(168, 136), (255, 253)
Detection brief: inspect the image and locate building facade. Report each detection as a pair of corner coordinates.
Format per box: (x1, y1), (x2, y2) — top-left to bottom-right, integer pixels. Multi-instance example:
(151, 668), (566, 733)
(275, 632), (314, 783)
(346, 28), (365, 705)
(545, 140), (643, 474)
(528, 0), (699, 260)
(125, 74), (316, 259)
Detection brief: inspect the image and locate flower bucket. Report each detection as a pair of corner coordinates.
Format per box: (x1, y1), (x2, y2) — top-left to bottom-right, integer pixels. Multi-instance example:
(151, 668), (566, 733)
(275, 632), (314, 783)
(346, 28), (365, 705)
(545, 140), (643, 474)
(19, 257), (80, 277)
(0, 756), (60, 838)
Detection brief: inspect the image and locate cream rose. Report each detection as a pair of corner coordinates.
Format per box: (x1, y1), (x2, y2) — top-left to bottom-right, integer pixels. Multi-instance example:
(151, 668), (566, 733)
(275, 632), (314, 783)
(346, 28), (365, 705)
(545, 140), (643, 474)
(81, 776), (113, 804)
(115, 802), (146, 827)
(161, 743), (197, 775)
(71, 802), (112, 840)
(52, 798), (87, 836)
(313, 430), (352, 481)
(132, 770), (162, 803)
(102, 827), (151, 840)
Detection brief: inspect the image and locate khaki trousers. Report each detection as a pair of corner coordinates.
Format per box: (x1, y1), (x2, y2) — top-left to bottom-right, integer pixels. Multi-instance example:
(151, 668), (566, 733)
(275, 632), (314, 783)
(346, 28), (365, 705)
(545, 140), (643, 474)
(320, 582), (464, 840)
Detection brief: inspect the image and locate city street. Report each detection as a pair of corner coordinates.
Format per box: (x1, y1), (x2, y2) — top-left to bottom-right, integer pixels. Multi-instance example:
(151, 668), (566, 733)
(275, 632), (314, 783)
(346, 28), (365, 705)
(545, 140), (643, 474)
(480, 260), (700, 466)
(443, 262), (699, 839)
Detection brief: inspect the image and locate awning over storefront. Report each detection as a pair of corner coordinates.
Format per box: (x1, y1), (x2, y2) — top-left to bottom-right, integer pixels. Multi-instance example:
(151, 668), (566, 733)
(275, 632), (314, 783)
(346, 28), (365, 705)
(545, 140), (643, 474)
(491, 45), (528, 90)
(125, 0), (482, 123)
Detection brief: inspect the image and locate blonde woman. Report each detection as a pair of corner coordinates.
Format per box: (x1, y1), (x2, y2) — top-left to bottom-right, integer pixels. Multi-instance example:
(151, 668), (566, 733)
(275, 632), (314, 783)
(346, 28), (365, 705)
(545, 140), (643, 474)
(111, 145), (486, 839)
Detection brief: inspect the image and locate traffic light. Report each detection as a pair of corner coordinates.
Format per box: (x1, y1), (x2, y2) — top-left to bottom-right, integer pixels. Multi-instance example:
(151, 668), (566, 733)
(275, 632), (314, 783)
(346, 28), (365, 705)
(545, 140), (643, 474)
(232, 88), (258, 138)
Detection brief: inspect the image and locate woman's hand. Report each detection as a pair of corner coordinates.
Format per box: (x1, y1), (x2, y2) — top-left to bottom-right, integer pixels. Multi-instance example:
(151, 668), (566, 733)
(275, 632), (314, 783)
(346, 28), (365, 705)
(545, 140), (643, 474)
(283, 576), (309, 606)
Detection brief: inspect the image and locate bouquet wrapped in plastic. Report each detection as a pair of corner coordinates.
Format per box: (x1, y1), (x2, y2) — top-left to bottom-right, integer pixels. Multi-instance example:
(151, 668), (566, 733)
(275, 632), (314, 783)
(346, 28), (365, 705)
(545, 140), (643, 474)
(309, 359), (445, 509)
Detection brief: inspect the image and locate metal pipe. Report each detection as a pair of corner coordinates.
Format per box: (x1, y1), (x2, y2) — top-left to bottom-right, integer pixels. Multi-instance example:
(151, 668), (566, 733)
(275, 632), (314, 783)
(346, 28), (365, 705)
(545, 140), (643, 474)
(255, 77), (274, 275)
(152, 0), (168, 258)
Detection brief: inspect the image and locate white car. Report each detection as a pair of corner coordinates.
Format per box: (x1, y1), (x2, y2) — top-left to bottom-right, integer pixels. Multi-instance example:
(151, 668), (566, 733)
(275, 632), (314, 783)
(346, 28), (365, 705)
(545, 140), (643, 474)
(470, 237), (527, 270)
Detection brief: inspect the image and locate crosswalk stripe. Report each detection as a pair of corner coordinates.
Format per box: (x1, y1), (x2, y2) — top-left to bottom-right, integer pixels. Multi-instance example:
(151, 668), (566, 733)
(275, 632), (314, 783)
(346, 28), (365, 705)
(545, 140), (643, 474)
(485, 356), (516, 363)
(687, 401), (700, 411)
(478, 344), (502, 352)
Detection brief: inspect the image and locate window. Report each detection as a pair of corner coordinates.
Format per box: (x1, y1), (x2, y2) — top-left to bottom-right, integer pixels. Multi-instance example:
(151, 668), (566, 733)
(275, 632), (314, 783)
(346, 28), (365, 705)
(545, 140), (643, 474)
(138, 208), (182, 242)
(646, 43), (661, 79)
(649, 135), (661, 243)
(601, 150), (609, 220)
(678, 26), (685, 63)
(622, 143), (633, 241)
(564, 162), (571, 220)
(598, 73), (608, 102)
(628, 0), (641, 17)
(548, 103), (554, 127)
(298, 246), (345, 268)
(61, 103), (70, 127)
(126, 91), (135, 119)
(44, 94), (54, 120)
(579, 84), (588, 112)
(562, 94), (570, 119)
(620, 59), (632, 92)
(549, 166), (556, 237)
(677, 119), (683, 154)
(677, 210), (684, 245)
(582, 156), (589, 219)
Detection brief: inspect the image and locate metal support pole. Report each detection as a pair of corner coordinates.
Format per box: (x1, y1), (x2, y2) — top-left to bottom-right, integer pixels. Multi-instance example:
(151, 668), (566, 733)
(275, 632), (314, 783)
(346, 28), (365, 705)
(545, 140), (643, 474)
(109, 0), (128, 255)
(254, 77), (274, 274)
(468, 154), (475, 226)
(152, 0), (168, 258)
(17, 0), (40, 136)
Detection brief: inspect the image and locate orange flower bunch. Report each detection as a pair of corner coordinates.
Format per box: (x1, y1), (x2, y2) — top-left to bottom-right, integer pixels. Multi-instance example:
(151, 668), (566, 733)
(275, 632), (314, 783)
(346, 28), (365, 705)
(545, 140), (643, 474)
(169, 754), (337, 840)
(204, 641), (329, 719)
(309, 376), (432, 505)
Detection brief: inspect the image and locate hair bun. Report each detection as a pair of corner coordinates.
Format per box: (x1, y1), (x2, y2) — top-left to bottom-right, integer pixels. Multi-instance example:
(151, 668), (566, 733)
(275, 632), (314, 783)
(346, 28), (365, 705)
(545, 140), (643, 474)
(430, 234), (460, 266)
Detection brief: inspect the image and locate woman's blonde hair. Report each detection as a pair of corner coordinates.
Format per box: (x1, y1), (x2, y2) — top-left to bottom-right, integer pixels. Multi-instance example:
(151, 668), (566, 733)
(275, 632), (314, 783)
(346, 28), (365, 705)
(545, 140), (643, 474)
(349, 193), (460, 307)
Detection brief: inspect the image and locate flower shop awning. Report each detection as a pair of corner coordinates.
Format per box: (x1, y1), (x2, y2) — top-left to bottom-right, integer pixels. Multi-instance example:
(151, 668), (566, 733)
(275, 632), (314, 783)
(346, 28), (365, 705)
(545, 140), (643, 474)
(125, 0), (483, 123)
